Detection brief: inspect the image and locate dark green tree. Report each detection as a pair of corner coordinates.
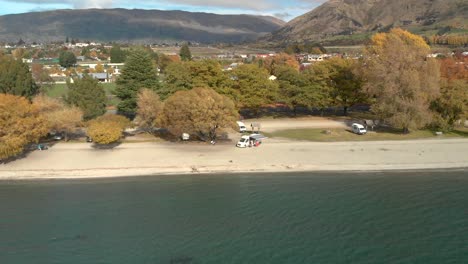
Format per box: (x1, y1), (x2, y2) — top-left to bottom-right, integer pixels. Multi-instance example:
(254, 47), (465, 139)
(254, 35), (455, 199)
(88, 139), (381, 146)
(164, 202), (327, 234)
(67, 74), (106, 120)
(179, 43), (192, 61)
(316, 57), (367, 116)
(110, 45), (126, 63)
(431, 79), (468, 130)
(59, 50), (77, 68)
(275, 65), (322, 115)
(0, 55), (38, 98)
(115, 48), (160, 116)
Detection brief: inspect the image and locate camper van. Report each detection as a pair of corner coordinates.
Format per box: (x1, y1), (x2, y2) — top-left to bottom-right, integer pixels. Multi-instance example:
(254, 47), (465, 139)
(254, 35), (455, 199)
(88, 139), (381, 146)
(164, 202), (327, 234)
(351, 123), (367, 135)
(236, 121), (247, 133)
(236, 134), (267, 148)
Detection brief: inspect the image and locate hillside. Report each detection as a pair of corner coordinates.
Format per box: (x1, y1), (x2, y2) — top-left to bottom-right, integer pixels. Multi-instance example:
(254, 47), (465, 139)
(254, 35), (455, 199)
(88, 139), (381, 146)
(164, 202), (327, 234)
(0, 9), (285, 44)
(263, 0), (468, 45)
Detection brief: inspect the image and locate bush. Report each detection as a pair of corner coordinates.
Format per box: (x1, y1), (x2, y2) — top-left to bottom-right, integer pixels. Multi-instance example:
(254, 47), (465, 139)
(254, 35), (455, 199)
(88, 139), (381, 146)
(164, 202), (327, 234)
(87, 115), (130, 144)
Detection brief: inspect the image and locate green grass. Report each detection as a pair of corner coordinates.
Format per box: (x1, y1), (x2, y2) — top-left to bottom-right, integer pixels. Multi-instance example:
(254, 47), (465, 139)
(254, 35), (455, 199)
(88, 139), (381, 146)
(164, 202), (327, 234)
(45, 83), (119, 107)
(45, 83), (68, 98)
(265, 128), (468, 142)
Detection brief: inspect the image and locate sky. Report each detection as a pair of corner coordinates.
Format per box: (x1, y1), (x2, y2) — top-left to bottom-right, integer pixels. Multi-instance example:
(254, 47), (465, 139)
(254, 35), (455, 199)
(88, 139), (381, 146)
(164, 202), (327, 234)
(0, 0), (326, 21)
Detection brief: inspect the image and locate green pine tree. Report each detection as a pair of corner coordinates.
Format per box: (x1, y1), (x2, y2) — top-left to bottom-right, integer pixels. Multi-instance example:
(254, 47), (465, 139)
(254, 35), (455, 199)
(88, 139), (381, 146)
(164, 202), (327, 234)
(115, 48), (160, 116)
(110, 45), (126, 63)
(179, 43), (192, 61)
(67, 74), (106, 120)
(0, 55), (38, 98)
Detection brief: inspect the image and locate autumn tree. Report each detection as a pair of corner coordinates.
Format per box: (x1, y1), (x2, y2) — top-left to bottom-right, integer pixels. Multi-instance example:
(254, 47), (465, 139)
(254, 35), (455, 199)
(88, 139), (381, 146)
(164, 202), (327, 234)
(363, 29), (440, 133)
(0, 55), (38, 98)
(161, 87), (238, 141)
(95, 63), (105, 73)
(263, 53), (300, 75)
(115, 48), (161, 116)
(67, 74), (106, 120)
(87, 115), (130, 144)
(33, 95), (83, 140)
(439, 57), (468, 81)
(156, 53), (178, 73)
(59, 50), (77, 68)
(230, 64), (279, 114)
(179, 43), (192, 61)
(0, 94), (49, 160)
(31, 63), (54, 85)
(135, 89), (164, 132)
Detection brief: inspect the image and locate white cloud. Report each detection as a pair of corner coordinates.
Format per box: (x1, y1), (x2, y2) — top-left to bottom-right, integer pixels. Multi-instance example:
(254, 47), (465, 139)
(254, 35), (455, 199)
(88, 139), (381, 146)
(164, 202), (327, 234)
(3, 0), (114, 9)
(74, 0), (113, 9)
(159, 0), (277, 11)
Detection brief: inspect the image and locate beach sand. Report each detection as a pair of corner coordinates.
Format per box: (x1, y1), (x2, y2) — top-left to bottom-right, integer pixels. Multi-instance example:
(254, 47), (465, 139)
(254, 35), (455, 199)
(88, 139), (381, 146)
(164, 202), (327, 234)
(1, 138), (467, 179)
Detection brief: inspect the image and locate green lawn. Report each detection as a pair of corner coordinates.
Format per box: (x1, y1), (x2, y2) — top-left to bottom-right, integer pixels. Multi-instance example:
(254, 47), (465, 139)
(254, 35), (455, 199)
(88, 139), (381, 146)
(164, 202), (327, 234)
(265, 127), (468, 142)
(45, 83), (119, 107)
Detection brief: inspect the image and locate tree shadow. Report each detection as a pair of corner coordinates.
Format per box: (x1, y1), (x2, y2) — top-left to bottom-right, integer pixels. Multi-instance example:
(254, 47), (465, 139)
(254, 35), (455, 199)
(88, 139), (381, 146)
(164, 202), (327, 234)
(91, 142), (122, 149)
(0, 141), (59, 164)
(451, 129), (468, 137)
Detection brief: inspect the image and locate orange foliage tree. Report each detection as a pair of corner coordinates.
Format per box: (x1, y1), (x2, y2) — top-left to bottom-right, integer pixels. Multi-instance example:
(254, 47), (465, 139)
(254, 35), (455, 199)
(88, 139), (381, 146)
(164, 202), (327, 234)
(0, 94), (49, 159)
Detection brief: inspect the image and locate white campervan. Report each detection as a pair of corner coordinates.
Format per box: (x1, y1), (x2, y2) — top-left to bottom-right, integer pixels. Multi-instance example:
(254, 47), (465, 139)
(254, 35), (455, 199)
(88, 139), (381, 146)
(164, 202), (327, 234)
(351, 123), (367, 135)
(236, 121), (247, 133)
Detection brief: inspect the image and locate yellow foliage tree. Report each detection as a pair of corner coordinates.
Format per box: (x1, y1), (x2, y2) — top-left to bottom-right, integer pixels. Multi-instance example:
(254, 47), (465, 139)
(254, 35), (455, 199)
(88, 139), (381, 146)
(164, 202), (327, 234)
(135, 88), (163, 132)
(0, 94), (49, 160)
(95, 63), (104, 73)
(33, 95), (83, 140)
(363, 29), (440, 133)
(161, 87), (238, 141)
(87, 114), (130, 144)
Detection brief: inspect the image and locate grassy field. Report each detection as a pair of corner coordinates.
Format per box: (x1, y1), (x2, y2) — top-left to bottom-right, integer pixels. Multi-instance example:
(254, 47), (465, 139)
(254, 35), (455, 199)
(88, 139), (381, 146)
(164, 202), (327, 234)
(45, 83), (119, 108)
(265, 127), (468, 142)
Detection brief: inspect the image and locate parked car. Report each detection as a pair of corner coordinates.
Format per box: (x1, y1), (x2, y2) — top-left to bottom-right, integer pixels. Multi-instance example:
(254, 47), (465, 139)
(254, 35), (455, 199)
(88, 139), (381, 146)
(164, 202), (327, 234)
(351, 123), (367, 135)
(181, 133), (190, 141)
(53, 133), (63, 140)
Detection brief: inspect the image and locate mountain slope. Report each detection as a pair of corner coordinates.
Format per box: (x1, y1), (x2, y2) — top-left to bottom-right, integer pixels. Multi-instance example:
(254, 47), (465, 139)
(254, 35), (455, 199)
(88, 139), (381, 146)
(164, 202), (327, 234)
(264, 0), (467, 44)
(0, 9), (285, 43)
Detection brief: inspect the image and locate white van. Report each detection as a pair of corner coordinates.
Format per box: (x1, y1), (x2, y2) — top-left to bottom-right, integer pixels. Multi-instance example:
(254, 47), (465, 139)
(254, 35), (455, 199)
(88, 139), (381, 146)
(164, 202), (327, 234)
(236, 134), (267, 148)
(236, 135), (250, 148)
(351, 123), (367, 135)
(236, 121), (247, 133)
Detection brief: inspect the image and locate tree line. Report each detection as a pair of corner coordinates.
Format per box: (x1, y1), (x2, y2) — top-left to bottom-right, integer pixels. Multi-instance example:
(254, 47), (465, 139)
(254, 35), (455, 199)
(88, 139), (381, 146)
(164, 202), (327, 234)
(1, 29), (467, 160)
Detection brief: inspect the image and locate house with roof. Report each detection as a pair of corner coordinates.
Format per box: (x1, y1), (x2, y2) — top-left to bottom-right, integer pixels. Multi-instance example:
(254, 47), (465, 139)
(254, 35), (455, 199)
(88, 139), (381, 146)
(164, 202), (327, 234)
(72, 73), (111, 83)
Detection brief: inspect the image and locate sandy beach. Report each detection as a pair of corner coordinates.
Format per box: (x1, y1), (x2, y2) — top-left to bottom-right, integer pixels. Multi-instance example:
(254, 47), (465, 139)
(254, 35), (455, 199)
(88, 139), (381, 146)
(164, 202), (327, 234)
(1, 137), (467, 179)
(1, 118), (467, 179)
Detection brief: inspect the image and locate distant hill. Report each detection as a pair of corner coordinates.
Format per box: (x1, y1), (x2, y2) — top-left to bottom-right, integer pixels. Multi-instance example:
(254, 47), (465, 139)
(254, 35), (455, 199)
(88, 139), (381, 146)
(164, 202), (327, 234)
(0, 9), (285, 44)
(263, 0), (468, 45)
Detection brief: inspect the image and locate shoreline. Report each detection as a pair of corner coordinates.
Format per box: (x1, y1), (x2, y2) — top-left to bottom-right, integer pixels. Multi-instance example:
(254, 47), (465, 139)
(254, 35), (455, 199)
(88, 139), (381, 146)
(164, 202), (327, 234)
(1, 138), (468, 180)
(1, 166), (467, 181)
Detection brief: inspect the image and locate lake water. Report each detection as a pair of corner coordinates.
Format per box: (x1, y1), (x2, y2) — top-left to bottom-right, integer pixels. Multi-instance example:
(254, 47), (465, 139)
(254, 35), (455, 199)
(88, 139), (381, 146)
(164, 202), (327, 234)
(1, 170), (468, 263)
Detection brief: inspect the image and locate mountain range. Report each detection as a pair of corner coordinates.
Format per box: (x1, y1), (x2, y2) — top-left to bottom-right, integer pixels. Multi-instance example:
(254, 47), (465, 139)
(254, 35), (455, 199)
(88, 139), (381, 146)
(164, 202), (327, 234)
(0, 0), (466, 45)
(264, 0), (468, 45)
(0, 9), (285, 44)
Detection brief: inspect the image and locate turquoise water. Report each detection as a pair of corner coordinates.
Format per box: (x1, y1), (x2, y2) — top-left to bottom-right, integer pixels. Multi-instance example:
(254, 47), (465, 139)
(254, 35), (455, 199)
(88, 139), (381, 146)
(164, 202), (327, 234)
(1, 170), (468, 263)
